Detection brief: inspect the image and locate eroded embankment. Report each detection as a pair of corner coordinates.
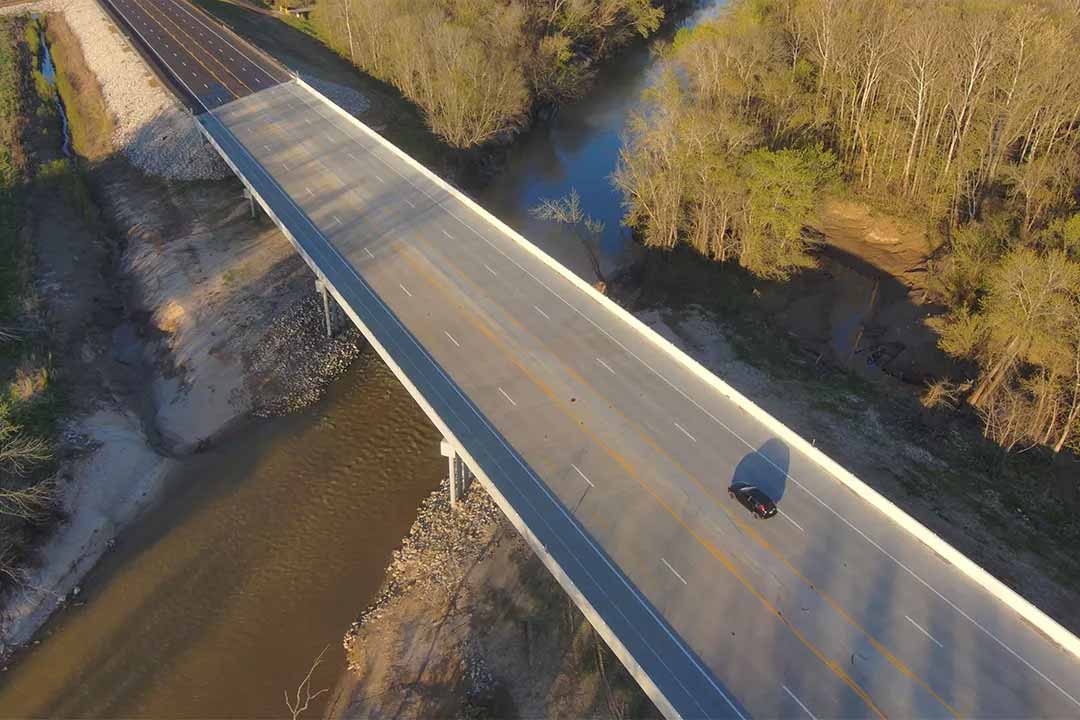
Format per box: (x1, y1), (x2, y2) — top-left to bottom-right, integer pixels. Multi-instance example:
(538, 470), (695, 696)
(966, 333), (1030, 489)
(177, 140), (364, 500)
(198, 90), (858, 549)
(335, 478), (659, 720)
(0, 1), (371, 658)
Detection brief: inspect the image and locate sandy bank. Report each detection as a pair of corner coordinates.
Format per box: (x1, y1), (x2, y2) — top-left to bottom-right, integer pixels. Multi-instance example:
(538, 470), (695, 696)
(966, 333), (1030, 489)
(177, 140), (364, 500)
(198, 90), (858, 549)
(0, 1), (373, 659)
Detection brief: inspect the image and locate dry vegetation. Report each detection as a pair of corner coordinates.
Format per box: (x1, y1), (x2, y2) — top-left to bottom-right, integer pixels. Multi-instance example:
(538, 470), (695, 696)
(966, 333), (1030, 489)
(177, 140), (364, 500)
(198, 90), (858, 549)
(615, 0), (1080, 455)
(0, 16), (62, 589)
(309, 0), (684, 148)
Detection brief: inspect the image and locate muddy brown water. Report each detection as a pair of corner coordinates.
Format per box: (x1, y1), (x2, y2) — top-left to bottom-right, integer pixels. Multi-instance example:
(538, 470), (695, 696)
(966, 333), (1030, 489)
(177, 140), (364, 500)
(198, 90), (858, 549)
(0, 354), (441, 717)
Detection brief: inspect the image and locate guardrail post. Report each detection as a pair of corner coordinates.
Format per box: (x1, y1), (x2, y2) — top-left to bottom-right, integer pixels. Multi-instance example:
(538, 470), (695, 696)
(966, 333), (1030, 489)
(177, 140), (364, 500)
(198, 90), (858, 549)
(243, 186), (255, 219)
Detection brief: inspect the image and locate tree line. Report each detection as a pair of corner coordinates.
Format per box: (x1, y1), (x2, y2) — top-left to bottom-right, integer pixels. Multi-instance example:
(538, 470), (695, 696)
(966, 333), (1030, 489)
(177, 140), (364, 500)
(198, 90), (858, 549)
(614, 0), (1080, 454)
(310, 0), (680, 148)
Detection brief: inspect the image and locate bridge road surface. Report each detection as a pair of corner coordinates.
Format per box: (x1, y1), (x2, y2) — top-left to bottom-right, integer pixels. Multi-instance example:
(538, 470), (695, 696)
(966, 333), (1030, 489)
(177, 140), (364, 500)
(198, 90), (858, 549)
(99, 0), (1080, 716)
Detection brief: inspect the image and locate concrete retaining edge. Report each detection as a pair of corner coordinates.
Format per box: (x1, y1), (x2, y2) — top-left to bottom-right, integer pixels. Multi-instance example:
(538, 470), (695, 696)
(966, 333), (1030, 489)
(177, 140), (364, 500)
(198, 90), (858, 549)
(296, 76), (1080, 664)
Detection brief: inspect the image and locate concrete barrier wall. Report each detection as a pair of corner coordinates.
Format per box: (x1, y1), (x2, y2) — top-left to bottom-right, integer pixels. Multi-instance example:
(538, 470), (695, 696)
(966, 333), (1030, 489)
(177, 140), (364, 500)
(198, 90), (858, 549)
(296, 77), (1080, 664)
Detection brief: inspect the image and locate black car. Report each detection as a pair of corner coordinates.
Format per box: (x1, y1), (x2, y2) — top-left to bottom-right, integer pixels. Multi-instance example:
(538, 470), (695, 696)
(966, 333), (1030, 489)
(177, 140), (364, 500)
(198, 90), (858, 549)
(728, 482), (777, 519)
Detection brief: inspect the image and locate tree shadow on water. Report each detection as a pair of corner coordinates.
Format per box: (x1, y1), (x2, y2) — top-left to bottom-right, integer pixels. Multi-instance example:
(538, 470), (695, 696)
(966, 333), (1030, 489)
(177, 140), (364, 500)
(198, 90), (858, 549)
(731, 438), (790, 504)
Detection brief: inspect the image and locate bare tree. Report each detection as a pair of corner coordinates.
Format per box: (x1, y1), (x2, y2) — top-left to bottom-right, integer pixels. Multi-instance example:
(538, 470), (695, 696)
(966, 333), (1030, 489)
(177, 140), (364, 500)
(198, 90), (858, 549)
(285, 645), (330, 720)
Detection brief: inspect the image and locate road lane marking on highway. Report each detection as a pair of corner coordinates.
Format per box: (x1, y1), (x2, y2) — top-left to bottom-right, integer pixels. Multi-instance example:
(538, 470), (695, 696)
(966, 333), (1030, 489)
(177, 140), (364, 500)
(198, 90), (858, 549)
(484, 264), (497, 276)
(778, 509), (804, 532)
(443, 330), (460, 347)
(673, 421), (697, 443)
(374, 174), (385, 184)
(305, 187), (313, 197)
(162, 0), (282, 86)
(443, 229), (454, 239)
(263, 144), (271, 152)
(596, 358), (616, 375)
(498, 387), (517, 406)
(404, 199), (416, 208)
(330, 215), (343, 227)
(570, 463), (594, 488)
(326, 133), (335, 142)
(364, 247), (375, 259)
(392, 243), (866, 718)
(205, 82), (739, 720)
(782, 686), (818, 720)
(905, 615), (944, 648)
(533, 305), (551, 320)
(400, 241), (964, 718)
(398, 283), (412, 297)
(281, 161), (290, 171)
(661, 558), (688, 585)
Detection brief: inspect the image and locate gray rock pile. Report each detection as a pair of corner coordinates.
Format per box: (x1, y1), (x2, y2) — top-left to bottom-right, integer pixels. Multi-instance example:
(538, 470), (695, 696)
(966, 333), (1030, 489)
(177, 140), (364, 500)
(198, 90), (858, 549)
(246, 294), (364, 416)
(343, 477), (503, 666)
(302, 75), (371, 117)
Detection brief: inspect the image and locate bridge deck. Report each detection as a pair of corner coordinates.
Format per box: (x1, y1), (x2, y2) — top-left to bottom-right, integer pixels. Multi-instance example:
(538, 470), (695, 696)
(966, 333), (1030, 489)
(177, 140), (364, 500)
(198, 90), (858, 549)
(94, 0), (1080, 713)
(199, 81), (1080, 719)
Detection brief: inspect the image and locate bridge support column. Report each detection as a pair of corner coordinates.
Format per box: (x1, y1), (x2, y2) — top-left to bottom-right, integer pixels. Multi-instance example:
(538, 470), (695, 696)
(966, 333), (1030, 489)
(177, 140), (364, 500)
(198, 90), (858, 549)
(315, 278), (333, 338)
(243, 187), (255, 219)
(440, 439), (473, 508)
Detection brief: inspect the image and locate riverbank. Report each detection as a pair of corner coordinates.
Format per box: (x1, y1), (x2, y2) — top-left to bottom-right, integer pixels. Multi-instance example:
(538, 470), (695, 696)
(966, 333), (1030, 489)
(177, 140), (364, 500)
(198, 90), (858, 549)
(0, 0), (371, 659)
(333, 478), (658, 719)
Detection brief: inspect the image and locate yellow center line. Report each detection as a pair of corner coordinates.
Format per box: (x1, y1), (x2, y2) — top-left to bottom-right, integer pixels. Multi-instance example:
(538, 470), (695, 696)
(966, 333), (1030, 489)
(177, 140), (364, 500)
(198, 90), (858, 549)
(392, 243), (888, 720)
(128, 0), (254, 98)
(410, 240), (963, 718)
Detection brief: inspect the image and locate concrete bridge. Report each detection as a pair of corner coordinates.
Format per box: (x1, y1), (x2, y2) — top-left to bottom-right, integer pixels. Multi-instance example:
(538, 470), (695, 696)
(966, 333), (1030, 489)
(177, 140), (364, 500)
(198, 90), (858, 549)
(95, 0), (1080, 716)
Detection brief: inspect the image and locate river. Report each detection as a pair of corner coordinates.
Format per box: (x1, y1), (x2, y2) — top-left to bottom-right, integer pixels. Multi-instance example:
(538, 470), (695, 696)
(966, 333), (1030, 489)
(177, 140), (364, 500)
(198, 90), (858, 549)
(0, 2), (722, 716)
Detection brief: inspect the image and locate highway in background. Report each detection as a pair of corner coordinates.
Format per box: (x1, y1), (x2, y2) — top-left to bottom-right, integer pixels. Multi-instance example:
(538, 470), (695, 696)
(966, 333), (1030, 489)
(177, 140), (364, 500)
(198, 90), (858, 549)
(99, 0), (1080, 716)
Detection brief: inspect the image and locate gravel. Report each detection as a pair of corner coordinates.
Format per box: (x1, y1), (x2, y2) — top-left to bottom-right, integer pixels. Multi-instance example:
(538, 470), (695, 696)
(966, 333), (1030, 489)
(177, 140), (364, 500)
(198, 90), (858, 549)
(301, 74), (371, 117)
(246, 293), (365, 416)
(343, 477), (503, 664)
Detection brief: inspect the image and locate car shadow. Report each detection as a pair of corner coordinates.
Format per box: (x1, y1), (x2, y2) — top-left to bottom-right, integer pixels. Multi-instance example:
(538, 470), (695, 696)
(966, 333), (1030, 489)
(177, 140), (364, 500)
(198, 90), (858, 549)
(731, 438), (790, 504)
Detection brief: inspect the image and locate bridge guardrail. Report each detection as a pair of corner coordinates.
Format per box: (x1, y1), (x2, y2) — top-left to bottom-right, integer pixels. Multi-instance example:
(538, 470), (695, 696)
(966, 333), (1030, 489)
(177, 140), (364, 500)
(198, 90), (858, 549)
(295, 76), (1080, 666)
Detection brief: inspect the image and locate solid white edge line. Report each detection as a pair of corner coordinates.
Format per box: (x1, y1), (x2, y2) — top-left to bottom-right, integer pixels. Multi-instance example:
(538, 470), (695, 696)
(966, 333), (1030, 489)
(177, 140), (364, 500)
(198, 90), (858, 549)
(661, 558), (688, 586)
(782, 685), (818, 720)
(293, 78), (1080, 705)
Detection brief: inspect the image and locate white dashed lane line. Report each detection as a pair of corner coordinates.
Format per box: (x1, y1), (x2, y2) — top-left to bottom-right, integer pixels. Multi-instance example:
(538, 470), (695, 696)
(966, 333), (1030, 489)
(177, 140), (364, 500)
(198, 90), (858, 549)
(673, 421), (697, 443)
(571, 463), (595, 488)
(498, 387), (517, 407)
(905, 615), (944, 648)
(661, 558), (687, 586)
(782, 686), (818, 720)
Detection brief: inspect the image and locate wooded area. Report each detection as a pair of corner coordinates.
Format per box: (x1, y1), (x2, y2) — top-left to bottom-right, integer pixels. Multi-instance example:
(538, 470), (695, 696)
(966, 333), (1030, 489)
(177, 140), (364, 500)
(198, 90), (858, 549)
(614, 0), (1080, 454)
(309, 0), (679, 147)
